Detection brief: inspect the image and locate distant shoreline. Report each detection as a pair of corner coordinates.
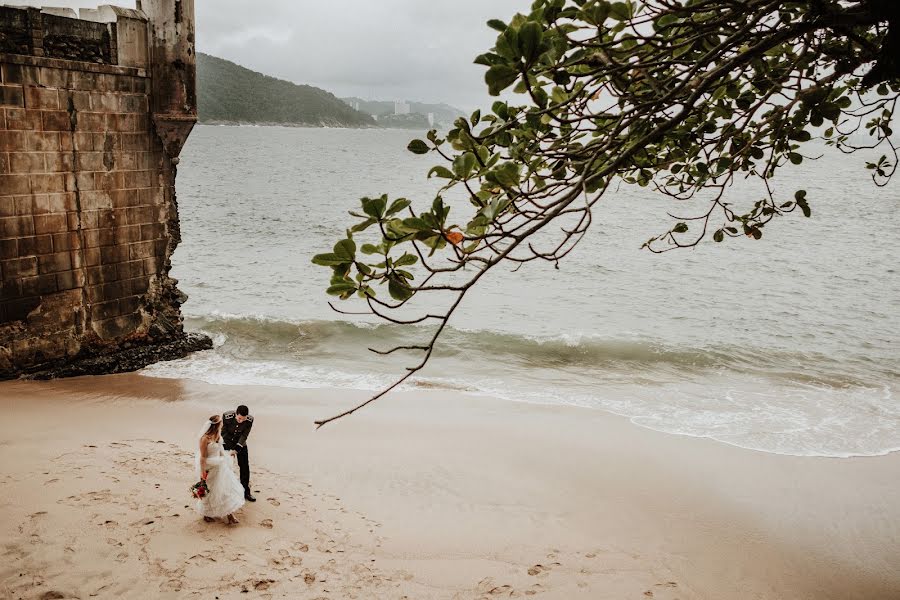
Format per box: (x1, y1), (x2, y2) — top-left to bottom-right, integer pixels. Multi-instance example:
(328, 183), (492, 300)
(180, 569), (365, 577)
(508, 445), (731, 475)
(198, 120), (436, 132)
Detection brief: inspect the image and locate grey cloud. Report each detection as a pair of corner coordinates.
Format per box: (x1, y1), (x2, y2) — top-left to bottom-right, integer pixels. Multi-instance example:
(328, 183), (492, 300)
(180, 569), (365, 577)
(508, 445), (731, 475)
(12, 0), (528, 110)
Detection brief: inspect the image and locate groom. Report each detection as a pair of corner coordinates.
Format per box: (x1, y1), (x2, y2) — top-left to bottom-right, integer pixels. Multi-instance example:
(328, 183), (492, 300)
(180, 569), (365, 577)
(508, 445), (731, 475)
(222, 405), (256, 502)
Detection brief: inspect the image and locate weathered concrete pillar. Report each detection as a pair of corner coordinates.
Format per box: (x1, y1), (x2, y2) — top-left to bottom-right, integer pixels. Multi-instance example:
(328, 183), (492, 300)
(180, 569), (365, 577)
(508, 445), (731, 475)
(141, 0), (196, 159)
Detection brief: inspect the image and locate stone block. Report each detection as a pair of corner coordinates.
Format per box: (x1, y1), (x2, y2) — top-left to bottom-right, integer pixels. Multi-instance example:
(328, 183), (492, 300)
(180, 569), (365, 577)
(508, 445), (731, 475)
(0, 85), (24, 108)
(0, 153), (8, 175)
(38, 67), (70, 90)
(128, 240), (154, 260)
(30, 173), (66, 194)
(27, 132), (60, 152)
(95, 171), (125, 191)
(125, 205), (153, 225)
(73, 132), (94, 152)
(83, 247), (100, 266)
(90, 300), (118, 322)
(114, 224), (141, 245)
(117, 259), (143, 280)
(76, 151), (104, 171)
(33, 213), (67, 235)
(50, 193), (76, 213)
(20, 273), (58, 296)
(0, 238), (15, 259)
(121, 133), (149, 151)
(119, 94), (147, 113)
(14, 196), (34, 216)
(9, 152), (45, 174)
(1, 131), (28, 152)
(66, 90), (92, 111)
(17, 235), (53, 256)
(130, 276), (149, 295)
(92, 92), (119, 112)
(93, 132), (117, 152)
(98, 227), (115, 247)
(60, 135), (73, 153)
(0, 216), (34, 239)
(32, 195), (50, 215)
(52, 232), (79, 252)
(2, 256), (38, 278)
(81, 229), (98, 249)
(75, 172), (96, 191)
(100, 244), (128, 264)
(0, 198), (14, 218)
(76, 112), (105, 132)
(5, 108), (42, 131)
(1, 64), (24, 86)
(69, 71), (99, 92)
(38, 252), (71, 274)
(142, 256), (160, 276)
(0, 174), (31, 196)
(24, 86), (60, 110)
(41, 110), (73, 131)
(45, 152), (74, 172)
(56, 270), (78, 291)
(124, 170), (152, 189)
(140, 223), (162, 240)
(96, 209), (117, 229)
(80, 190), (112, 211)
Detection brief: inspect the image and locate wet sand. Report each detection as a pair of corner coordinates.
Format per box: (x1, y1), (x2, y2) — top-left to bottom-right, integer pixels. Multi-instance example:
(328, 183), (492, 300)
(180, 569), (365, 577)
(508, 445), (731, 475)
(2, 374), (899, 599)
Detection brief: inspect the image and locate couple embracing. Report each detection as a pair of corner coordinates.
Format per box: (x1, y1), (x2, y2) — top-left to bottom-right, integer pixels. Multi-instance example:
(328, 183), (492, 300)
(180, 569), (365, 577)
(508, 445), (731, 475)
(194, 405), (257, 525)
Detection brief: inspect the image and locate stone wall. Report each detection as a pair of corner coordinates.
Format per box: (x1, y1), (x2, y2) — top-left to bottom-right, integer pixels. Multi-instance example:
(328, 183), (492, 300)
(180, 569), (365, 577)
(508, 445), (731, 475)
(0, 2), (209, 380)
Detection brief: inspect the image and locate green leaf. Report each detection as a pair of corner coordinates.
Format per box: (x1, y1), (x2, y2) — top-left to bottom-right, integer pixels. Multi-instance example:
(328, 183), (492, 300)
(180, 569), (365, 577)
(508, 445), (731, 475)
(394, 253), (418, 267)
(452, 152), (477, 179)
(360, 243), (381, 255)
(486, 18), (507, 32)
(788, 152), (803, 165)
(388, 277), (414, 302)
(489, 162), (521, 187)
(386, 198), (411, 216)
(485, 64), (520, 96)
(672, 222), (688, 234)
(333, 238), (356, 261)
(407, 139), (430, 154)
(428, 166), (455, 179)
(517, 21), (543, 64)
(311, 253), (348, 267)
(794, 189), (807, 202)
(713, 229), (724, 242)
(401, 217), (432, 232)
(327, 282), (357, 296)
(350, 218), (377, 233)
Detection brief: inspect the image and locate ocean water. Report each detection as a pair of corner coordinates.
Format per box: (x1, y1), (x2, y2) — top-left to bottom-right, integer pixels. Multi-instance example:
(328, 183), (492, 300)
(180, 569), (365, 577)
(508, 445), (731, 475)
(143, 124), (900, 457)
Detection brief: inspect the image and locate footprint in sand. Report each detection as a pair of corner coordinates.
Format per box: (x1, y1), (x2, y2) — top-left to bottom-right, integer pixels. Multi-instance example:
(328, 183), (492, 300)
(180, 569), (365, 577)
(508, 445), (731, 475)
(260, 519), (274, 529)
(267, 498), (281, 506)
(527, 563), (558, 577)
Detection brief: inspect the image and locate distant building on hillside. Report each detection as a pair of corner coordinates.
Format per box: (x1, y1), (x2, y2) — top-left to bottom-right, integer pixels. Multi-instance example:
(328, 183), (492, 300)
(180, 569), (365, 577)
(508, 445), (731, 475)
(427, 112), (435, 127)
(394, 101), (410, 115)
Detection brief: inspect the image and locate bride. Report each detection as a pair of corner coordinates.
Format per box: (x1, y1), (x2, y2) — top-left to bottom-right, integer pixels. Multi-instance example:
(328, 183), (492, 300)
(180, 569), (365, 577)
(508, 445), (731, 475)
(195, 414), (245, 524)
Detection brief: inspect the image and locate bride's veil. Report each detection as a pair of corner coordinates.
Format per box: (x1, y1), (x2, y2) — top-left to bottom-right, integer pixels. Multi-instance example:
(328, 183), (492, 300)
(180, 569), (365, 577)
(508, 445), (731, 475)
(194, 418), (217, 478)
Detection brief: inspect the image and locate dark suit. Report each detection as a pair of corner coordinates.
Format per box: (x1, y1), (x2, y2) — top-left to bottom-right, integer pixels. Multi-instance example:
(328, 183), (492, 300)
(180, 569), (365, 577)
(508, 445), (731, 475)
(222, 411), (253, 494)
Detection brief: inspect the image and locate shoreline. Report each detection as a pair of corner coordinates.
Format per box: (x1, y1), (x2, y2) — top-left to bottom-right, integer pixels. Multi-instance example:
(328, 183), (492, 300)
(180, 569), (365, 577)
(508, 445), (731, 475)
(3, 373), (900, 599)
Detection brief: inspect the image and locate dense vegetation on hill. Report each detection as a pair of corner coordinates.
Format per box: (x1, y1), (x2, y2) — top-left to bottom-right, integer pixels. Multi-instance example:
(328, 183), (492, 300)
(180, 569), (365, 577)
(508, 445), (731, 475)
(197, 53), (376, 128)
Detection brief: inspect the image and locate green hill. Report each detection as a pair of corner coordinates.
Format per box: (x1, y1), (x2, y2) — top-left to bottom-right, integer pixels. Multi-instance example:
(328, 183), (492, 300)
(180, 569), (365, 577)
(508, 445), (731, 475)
(197, 53), (376, 128)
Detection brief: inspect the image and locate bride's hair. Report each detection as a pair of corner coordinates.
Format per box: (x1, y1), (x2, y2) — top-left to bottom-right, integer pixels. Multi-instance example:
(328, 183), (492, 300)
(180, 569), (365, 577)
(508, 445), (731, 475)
(203, 414), (222, 439)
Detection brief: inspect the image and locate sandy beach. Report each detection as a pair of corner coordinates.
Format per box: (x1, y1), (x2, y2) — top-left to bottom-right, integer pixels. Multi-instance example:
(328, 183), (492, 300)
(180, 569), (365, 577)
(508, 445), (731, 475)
(1, 374), (899, 599)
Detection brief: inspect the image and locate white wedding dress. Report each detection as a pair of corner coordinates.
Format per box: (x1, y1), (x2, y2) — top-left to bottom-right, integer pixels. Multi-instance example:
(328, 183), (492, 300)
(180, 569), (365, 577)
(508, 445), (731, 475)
(195, 439), (245, 518)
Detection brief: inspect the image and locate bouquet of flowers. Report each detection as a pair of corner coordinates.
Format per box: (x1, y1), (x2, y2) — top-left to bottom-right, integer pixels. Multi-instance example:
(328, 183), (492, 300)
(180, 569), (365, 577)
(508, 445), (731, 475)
(190, 479), (209, 499)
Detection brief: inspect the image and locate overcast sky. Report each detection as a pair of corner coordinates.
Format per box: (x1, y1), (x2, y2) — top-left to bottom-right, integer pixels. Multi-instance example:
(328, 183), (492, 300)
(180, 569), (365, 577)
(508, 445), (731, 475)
(14, 0), (528, 110)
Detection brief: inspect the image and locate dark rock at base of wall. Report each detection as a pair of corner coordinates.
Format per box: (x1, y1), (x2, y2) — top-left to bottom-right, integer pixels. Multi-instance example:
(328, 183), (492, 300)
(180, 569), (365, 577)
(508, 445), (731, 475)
(7, 332), (212, 381)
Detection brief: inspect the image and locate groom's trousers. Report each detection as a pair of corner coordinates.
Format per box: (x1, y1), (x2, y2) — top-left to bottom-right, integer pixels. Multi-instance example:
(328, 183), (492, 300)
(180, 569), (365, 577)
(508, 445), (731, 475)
(227, 444), (251, 493)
